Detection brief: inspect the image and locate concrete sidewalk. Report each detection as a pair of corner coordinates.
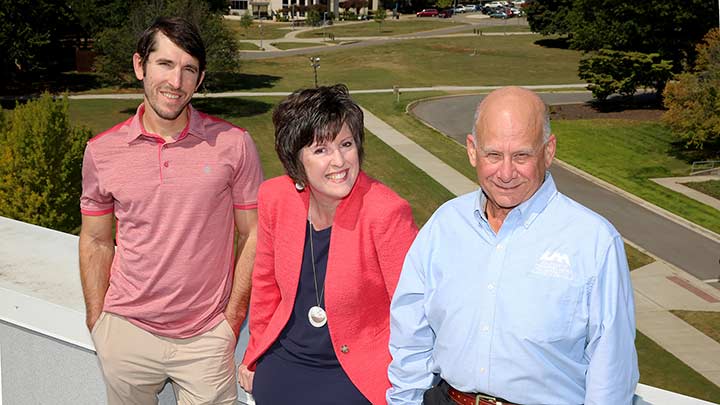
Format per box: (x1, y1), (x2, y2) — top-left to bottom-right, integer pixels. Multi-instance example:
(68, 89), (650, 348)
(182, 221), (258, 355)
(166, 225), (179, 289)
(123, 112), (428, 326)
(633, 260), (720, 387)
(360, 106), (720, 388)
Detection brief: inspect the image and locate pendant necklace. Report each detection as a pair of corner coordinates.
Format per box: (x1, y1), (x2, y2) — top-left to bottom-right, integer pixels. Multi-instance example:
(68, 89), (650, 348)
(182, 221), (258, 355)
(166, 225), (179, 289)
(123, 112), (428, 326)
(307, 208), (328, 328)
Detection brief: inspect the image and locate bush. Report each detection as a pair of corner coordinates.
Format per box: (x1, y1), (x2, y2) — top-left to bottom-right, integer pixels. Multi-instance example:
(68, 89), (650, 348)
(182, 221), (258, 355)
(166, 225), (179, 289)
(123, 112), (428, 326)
(663, 28), (720, 156)
(0, 94), (92, 234)
(578, 49), (673, 101)
(306, 9), (321, 26)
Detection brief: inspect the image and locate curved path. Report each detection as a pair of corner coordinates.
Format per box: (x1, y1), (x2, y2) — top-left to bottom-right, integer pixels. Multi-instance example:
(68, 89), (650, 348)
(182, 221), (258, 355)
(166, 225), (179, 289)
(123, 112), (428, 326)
(411, 93), (720, 283)
(240, 16), (531, 59)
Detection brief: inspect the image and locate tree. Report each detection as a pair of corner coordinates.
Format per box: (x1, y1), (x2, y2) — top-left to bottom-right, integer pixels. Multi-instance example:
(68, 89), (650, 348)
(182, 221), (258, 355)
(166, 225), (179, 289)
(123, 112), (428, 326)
(240, 11), (254, 35)
(340, 0), (369, 15)
(435, 0), (453, 9)
(578, 49), (673, 101)
(525, 0), (573, 36)
(306, 8), (322, 26)
(93, 0), (240, 88)
(0, 94), (92, 234)
(567, 0), (716, 72)
(0, 0), (77, 85)
(663, 28), (720, 156)
(374, 8), (387, 33)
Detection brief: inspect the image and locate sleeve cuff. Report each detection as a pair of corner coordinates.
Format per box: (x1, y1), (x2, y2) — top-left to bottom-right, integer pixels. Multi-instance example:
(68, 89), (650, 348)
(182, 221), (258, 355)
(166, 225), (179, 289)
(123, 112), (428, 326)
(80, 208), (113, 216)
(233, 203), (258, 210)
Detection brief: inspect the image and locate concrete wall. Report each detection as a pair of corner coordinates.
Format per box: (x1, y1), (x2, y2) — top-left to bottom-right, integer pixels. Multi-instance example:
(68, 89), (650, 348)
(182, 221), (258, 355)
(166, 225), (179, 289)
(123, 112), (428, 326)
(0, 319), (251, 405)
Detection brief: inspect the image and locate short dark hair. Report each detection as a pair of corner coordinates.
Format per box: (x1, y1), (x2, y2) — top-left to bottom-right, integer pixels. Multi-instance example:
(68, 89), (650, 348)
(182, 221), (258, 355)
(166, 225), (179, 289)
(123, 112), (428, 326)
(136, 17), (206, 73)
(273, 84), (365, 185)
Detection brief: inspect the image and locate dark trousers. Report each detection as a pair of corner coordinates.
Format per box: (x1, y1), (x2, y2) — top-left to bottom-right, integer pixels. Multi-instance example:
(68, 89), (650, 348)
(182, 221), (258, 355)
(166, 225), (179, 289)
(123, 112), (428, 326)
(423, 380), (456, 405)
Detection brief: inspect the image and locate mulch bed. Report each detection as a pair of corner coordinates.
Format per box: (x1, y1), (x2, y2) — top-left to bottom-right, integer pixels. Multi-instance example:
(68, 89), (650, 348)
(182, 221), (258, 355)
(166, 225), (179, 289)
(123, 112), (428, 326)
(549, 102), (665, 121)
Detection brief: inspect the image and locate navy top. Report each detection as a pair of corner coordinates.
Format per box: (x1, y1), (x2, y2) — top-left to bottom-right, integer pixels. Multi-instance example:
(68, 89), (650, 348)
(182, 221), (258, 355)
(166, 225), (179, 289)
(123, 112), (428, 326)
(252, 221), (370, 404)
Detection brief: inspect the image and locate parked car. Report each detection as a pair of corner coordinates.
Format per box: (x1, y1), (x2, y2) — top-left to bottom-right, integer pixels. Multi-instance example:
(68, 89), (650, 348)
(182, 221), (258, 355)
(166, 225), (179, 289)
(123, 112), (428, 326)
(453, 5), (466, 13)
(416, 8), (439, 17)
(438, 8), (454, 17)
(464, 4), (478, 12)
(489, 10), (508, 18)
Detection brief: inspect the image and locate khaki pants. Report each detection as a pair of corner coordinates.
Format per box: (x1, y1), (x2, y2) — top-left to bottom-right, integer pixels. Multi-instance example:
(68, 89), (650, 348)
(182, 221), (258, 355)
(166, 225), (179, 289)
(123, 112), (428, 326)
(91, 312), (238, 405)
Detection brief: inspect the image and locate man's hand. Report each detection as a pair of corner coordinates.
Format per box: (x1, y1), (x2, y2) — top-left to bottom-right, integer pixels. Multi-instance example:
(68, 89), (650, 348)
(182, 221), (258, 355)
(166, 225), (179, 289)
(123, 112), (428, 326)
(224, 308), (245, 340)
(86, 311), (103, 332)
(238, 364), (255, 393)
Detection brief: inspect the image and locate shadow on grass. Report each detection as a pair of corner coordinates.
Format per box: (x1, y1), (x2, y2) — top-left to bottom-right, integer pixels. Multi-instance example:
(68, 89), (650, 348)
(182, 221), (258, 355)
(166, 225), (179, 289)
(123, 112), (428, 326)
(193, 98), (275, 117)
(118, 98), (274, 119)
(1, 72), (106, 97)
(534, 36), (570, 49)
(202, 72), (282, 92)
(667, 140), (720, 163)
(588, 93), (663, 113)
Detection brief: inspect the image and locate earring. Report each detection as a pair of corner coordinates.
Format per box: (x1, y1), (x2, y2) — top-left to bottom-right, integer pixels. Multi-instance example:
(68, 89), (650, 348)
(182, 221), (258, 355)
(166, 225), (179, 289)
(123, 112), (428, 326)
(295, 181), (305, 191)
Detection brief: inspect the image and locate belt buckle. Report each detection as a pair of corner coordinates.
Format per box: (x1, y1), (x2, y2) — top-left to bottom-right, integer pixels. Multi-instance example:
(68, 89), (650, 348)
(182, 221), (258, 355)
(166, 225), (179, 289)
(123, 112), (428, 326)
(475, 393), (502, 405)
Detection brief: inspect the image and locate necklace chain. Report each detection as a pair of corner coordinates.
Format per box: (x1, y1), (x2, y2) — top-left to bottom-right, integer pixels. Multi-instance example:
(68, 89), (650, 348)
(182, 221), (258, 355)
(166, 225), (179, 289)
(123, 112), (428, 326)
(308, 209), (325, 308)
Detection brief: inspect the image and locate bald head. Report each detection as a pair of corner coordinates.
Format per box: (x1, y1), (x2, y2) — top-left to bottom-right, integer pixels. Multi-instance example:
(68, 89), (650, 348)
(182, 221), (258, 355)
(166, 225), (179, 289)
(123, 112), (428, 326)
(465, 86), (557, 223)
(471, 86), (551, 145)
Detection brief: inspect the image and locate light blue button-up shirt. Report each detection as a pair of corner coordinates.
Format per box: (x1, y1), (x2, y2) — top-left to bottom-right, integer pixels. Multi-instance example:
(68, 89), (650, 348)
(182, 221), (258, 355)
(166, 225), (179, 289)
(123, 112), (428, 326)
(387, 174), (638, 405)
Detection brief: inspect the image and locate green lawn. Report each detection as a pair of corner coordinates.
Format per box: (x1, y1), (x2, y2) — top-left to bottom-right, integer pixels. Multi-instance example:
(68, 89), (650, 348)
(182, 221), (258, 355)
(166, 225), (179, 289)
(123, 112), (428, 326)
(66, 97), (451, 225)
(626, 244), (655, 270)
(353, 91), (477, 178)
(238, 35), (582, 91)
(470, 24), (532, 33)
(453, 20), (532, 34)
(682, 180), (720, 200)
(238, 42), (261, 51)
(637, 331), (720, 402)
(552, 120), (720, 234)
(297, 19), (462, 38)
(670, 310), (720, 345)
(270, 42), (328, 50)
(224, 20), (292, 40)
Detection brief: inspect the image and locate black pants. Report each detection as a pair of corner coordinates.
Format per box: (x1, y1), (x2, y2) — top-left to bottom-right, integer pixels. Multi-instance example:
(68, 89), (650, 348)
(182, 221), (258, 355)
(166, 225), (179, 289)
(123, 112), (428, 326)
(423, 380), (456, 405)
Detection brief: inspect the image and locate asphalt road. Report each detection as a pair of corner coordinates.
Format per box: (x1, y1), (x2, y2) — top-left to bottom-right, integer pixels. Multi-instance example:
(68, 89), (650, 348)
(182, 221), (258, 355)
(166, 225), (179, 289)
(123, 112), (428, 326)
(411, 93), (720, 283)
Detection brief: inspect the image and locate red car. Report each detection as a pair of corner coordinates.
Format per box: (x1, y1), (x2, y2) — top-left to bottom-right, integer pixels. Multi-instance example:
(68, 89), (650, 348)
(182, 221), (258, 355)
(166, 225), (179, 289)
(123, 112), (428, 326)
(416, 8), (439, 17)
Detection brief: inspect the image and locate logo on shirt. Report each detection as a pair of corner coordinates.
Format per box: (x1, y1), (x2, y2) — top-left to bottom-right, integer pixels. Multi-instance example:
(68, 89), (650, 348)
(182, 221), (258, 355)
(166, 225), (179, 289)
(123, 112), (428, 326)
(532, 250), (573, 280)
(203, 165), (212, 174)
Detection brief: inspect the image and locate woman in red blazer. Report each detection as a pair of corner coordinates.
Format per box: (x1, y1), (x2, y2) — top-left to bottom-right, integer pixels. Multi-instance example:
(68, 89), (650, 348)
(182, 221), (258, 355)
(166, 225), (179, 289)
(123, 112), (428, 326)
(238, 85), (418, 404)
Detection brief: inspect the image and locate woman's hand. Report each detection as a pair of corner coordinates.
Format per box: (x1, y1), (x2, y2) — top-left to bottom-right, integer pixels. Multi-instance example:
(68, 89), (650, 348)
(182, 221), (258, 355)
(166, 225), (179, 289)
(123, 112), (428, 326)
(238, 364), (255, 393)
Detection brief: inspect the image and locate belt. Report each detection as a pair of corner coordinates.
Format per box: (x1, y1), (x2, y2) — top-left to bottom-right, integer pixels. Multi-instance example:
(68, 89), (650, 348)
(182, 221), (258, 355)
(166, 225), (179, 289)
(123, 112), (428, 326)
(447, 386), (518, 405)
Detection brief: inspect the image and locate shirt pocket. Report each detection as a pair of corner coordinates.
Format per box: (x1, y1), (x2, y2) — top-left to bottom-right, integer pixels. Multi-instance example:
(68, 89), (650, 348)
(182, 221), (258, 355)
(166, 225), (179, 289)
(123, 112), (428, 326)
(504, 273), (584, 342)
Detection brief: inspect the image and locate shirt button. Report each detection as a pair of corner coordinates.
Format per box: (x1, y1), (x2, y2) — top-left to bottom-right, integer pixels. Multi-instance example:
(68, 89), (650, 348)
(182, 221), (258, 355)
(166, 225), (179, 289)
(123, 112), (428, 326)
(496, 244), (504, 250)
(480, 367), (486, 373)
(487, 283), (495, 291)
(482, 325), (489, 332)
(340, 345), (349, 353)
(163, 161), (169, 167)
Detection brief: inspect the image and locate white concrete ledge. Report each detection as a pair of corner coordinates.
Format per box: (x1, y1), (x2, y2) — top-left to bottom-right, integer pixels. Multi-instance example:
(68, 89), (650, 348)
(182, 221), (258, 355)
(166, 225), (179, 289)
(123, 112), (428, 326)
(0, 216), (91, 351)
(0, 215), (715, 404)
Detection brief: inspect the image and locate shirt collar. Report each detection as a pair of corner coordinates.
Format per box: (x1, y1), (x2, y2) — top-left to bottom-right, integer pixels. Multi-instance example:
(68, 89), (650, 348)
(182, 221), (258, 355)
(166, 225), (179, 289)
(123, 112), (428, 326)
(125, 103), (206, 143)
(474, 171), (558, 229)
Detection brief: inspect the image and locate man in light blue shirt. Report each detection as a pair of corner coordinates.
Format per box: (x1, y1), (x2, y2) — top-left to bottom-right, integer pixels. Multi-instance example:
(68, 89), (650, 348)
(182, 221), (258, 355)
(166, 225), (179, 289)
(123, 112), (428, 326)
(387, 87), (639, 405)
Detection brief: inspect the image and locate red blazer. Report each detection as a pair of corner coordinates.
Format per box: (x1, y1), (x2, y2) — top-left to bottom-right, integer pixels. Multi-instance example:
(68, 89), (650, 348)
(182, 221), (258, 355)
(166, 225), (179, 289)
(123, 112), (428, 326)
(242, 172), (418, 404)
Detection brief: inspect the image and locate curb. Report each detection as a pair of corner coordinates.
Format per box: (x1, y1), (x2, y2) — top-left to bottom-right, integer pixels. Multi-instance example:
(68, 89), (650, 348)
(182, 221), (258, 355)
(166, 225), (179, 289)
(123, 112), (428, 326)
(554, 159), (720, 244)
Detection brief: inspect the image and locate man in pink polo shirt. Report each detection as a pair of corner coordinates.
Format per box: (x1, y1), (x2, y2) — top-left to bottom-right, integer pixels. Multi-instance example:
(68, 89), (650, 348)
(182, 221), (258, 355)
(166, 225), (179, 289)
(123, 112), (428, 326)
(79, 17), (263, 404)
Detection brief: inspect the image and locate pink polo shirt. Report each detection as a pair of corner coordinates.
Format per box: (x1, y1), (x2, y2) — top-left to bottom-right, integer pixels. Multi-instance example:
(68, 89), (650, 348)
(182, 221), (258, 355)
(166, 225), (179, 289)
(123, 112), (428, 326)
(80, 104), (263, 338)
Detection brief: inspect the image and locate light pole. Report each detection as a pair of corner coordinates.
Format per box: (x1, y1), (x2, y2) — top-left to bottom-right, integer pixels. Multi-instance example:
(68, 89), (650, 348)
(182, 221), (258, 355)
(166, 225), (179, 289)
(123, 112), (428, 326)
(309, 56), (320, 87)
(259, 20), (264, 50)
